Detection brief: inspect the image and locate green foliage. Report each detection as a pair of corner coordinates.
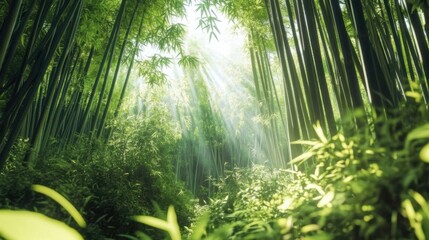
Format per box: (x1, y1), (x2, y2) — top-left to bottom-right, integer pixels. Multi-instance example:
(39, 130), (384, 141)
(402, 190), (429, 240)
(32, 184), (86, 228)
(178, 55), (199, 68)
(78, 0), (120, 49)
(0, 210), (83, 240)
(137, 55), (172, 85)
(133, 205), (181, 240)
(0, 108), (194, 239)
(200, 165), (290, 239)
(408, 0), (429, 12)
(196, 0), (221, 41)
(195, 100), (429, 239)
(196, 0), (269, 40)
(2, 1), (429, 240)
(0, 185), (84, 240)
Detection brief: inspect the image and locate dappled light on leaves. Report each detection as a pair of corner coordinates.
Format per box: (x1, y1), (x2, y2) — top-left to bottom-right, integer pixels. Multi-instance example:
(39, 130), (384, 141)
(0, 0), (429, 239)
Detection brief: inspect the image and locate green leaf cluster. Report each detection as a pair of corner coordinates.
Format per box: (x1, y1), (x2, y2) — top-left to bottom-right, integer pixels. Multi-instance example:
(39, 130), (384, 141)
(193, 100), (429, 239)
(0, 107), (195, 239)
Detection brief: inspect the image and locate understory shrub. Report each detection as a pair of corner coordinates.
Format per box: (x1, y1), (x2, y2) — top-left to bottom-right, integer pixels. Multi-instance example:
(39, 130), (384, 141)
(200, 100), (429, 239)
(0, 109), (194, 239)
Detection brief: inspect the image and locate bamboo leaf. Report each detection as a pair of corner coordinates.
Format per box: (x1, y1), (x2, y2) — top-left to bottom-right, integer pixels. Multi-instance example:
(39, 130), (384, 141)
(0, 210), (83, 240)
(313, 121), (328, 143)
(405, 124), (429, 151)
(133, 216), (170, 232)
(317, 190), (335, 208)
(32, 185), (86, 228)
(301, 224), (320, 233)
(133, 207), (181, 240)
(290, 151), (316, 165)
(167, 206), (181, 240)
(411, 191), (429, 217)
(291, 140), (321, 146)
(305, 183), (325, 196)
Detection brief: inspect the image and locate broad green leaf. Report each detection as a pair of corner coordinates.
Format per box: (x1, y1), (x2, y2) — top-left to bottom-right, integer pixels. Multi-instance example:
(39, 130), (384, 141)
(0, 210), (83, 240)
(32, 185), (86, 228)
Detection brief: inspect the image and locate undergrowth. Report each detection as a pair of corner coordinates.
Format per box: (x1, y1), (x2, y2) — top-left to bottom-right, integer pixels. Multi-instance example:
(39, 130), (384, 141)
(189, 99), (429, 239)
(0, 109), (195, 239)
(2, 99), (429, 240)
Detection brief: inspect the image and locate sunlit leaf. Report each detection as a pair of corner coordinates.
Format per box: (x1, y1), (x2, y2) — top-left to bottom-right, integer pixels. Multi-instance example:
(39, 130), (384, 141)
(313, 121), (328, 143)
(291, 140), (321, 146)
(301, 224), (320, 233)
(290, 151), (316, 165)
(277, 217), (293, 234)
(419, 143), (429, 163)
(405, 124), (429, 151)
(361, 205), (375, 212)
(402, 199), (417, 226)
(133, 206), (181, 240)
(278, 198), (294, 212)
(403, 196), (426, 240)
(31, 185), (86, 228)
(0, 210), (83, 240)
(133, 216), (170, 232)
(350, 181), (365, 194)
(411, 191), (429, 218)
(306, 183), (325, 195)
(317, 190), (335, 208)
(167, 206), (181, 240)
(406, 91), (422, 103)
(343, 175), (354, 183)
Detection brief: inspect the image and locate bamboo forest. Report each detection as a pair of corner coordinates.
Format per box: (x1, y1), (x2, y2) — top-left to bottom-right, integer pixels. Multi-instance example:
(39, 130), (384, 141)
(2, 0), (429, 239)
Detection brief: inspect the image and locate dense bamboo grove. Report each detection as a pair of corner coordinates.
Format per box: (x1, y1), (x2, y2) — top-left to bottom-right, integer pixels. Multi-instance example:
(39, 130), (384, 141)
(1, 0), (428, 179)
(0, 0), (190, 168)
(1, 0), (429, 239)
